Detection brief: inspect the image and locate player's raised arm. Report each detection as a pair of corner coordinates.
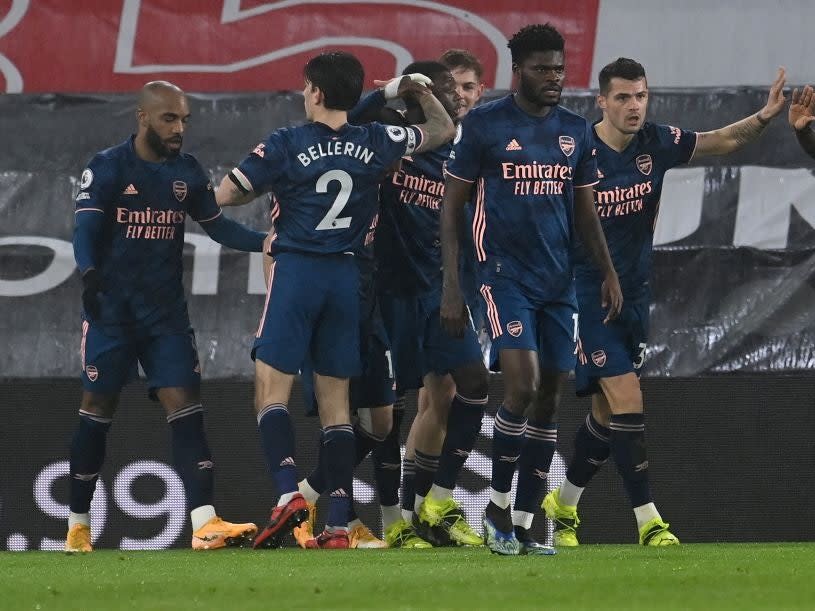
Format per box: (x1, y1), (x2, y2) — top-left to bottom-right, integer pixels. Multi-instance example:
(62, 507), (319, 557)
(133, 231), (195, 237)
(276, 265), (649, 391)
(439, 176), (473, 338)
(573, 186), (622, 322)
(387, 78), (455, 154)
(694, 67), (786, 158)
(789, 85), (815, 160)
(349, 73), (433, 125)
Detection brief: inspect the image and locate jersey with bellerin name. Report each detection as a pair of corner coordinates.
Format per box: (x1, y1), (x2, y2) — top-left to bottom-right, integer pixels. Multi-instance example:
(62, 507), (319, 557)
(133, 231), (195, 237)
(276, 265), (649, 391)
(573, 122), (697, 302)
(445, 95), (598, 304)
(233, 121), (422, 256)
(74, 136), (221, 335)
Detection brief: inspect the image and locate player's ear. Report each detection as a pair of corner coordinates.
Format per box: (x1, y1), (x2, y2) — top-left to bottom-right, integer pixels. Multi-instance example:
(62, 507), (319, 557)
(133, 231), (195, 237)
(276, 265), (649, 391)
(136, 107), (148, 127)
(596, 93), (607, 111)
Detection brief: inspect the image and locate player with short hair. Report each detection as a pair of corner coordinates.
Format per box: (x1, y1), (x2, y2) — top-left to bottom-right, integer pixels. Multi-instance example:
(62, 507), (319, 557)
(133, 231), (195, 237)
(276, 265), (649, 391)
(789, 84), (815, 159)
(439, 49), (486, 118)
(66, 80), (266, 553)
(216, 51), (455, 550)
(441, 24), (623, 556)
(543, 58), (787, 546)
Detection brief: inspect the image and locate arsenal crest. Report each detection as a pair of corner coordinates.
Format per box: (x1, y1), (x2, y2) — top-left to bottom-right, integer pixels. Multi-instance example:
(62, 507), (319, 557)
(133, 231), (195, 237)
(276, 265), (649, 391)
(85, 365), (99, 381)
(172, 180), (188, 202)
(507, 320), (523, 337)
(559, 135), (575, 156)
(591, 350), (607, 367)
(636, 154), (653, 176)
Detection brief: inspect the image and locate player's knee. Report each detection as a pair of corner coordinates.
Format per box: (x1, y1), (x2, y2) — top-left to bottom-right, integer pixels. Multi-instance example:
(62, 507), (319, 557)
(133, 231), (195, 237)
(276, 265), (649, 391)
(600, 374), (643, 412)
(359, 406), (393, 439)
(503, 384), (537, 415)
(80, 393), (117, 420)
(451, 362), (489, 399)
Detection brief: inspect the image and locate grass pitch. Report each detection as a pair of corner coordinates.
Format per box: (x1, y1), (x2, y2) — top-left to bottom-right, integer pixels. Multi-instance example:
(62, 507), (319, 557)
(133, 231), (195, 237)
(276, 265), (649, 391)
(1, 544), (813, 610)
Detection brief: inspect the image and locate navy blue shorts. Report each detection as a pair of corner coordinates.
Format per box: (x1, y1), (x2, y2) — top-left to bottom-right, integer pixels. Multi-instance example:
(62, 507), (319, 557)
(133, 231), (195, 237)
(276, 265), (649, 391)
(80, 320), (200, 396)
(253, 252), (360, 378)
(301, 300), (396, 416)
(379, 289), (483, 393)
(574, 295), (649, 396)
(479, 276), (578, 372)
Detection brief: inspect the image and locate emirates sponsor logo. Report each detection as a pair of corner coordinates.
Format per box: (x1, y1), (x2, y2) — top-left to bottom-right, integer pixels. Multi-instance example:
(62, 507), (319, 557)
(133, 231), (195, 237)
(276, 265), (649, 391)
(559, 135), (575, 156)
(172, 180), (188, 202)
(591, 350), (607, 367)
(636, 154), (653, 176)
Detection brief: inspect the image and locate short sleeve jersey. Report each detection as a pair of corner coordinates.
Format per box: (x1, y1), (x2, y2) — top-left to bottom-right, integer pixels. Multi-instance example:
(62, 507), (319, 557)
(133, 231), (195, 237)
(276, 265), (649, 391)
(445, 95), (598, 303)
(233, 121), (422, 256)
(573, 122), (697, 301)
(74, 136), (220, 335)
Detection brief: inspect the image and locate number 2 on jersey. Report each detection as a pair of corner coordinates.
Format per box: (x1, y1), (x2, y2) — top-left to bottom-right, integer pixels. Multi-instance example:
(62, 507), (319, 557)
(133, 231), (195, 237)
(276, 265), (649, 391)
(315, 169), (354, 230)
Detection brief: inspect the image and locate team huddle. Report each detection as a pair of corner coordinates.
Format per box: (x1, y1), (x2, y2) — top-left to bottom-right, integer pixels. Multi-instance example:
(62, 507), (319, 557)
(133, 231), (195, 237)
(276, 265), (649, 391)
(66, 23), (815, 555)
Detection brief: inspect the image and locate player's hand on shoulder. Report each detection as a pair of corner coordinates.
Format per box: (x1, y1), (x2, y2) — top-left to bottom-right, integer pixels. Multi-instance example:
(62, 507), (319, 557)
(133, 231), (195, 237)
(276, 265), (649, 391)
(601, 271), (623, 324)
(757, 67), (787, 123)
(440, 287), (468, 338)
(81, 269), (102, 321)
(788, 85), (815, 131)
(375, 74), (433, 101)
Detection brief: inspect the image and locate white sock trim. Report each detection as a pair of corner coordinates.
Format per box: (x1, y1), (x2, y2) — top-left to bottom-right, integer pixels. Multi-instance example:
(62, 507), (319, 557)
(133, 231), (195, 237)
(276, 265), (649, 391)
(633, 502), (661, 530)
(429, 484), (453, 500)
(413, 494), (425, 514)
(401, 509), (413, 522)
(381, 505), (401, 530)
(298, 479), (321, 504)
(190, 505), (216, 531)
(489, 488), (511, 509)
(277, 491), (299, 507)
(512, 510), (534, 529)
(69, 512), (90, 529)
(559, 479), (585, 507)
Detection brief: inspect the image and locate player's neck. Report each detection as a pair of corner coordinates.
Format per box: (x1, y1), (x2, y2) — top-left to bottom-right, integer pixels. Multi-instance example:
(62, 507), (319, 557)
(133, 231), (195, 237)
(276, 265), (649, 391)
(595, 119), (635, 152)
(512, 93), (556, 118)
(311, 108), (348, 131)
(133, 134), (167, 163)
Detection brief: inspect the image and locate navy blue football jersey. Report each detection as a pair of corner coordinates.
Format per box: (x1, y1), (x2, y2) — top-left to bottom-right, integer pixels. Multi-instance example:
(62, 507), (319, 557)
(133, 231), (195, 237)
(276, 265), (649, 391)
(74, 136), (221, 335)
(445, 95), (598, 303)
(376, 143), (450, 295)
(573, 122), (697, 301)
(234, 122), (421, 256)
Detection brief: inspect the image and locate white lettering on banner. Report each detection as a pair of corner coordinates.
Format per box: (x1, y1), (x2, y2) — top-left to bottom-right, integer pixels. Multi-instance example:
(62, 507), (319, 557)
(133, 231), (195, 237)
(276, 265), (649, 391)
(0, 236), (75, 296)
(114, 0), (512, 88)
(734, 167), (815, 248)
(653, 167), (706, 246)
(184, 233), (221, 295)
(27, 460), (186, 551)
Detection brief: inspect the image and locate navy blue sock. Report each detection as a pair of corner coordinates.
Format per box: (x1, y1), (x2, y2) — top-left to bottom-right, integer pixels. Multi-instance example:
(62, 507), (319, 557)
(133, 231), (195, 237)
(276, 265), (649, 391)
(69, 411), (112, 513)
(566, 413), (610, 487)
(167, 404), (214, 510)
(354, 424), (383, 466)
(491, 406), (527, 494)
(401, 458), (416, 513)
(306, 430), (326, 494)
(372, 405), (403, 507)
(413, 449), (440, 501)
(434, 393), (486, 490)
(257, 403), (298, 495)
(322, 424), (355, 528)
(609, 413), (652, 508)
(514, 421), (557, 514)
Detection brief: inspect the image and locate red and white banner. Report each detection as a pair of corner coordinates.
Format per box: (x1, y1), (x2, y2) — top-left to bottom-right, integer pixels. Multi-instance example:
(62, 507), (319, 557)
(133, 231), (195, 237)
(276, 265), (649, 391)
(0, 0), (599, 93)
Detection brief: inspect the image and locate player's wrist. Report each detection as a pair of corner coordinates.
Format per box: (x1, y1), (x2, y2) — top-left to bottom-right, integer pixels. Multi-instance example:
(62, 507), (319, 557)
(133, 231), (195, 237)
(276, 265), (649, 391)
(755, 112), (771, 126)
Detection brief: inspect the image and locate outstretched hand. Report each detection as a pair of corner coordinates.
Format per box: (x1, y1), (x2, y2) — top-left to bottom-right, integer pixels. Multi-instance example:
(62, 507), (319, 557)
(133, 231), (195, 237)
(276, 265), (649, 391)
(756, 67), (787, 123)
(789, 85), (815, 131)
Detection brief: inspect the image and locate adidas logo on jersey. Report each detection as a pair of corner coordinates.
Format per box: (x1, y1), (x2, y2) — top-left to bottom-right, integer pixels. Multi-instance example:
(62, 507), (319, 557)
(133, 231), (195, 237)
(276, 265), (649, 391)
(123, 184), (138, 195)
(505, 139), (523, 151)
(279, 457), (295, 467)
